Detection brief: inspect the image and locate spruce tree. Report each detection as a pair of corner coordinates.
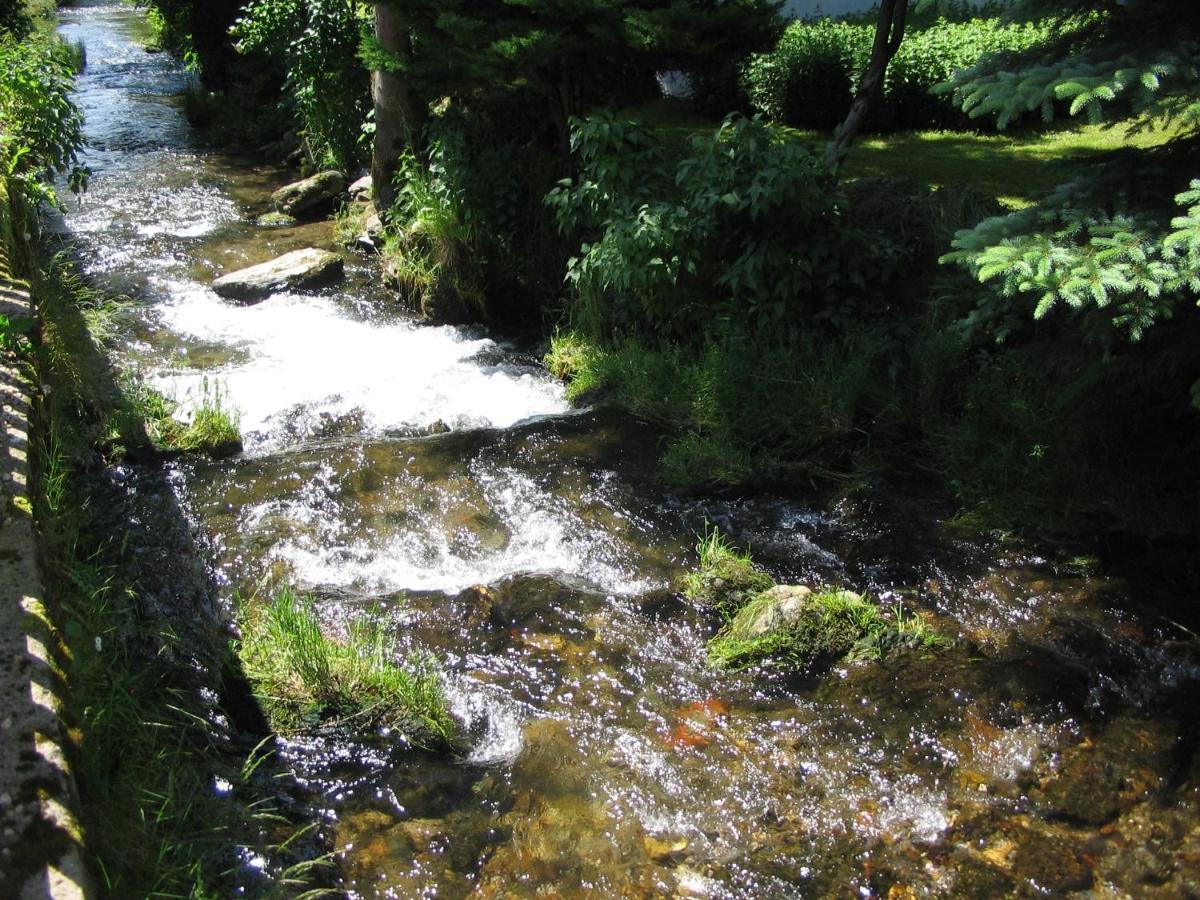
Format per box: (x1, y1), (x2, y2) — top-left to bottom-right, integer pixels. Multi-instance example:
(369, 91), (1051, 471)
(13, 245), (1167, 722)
(939, 0), (1200, 340)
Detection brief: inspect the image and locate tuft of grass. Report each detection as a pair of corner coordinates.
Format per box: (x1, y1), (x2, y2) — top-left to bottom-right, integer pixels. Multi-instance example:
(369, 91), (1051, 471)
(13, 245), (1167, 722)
(173, 376), (242, 458)
(849, 600), (952, 662)
(332, 201), (373, 246)
(238, 588), (456, 748)
(381, 153), (484, 321)
(680, 524), (774, 617)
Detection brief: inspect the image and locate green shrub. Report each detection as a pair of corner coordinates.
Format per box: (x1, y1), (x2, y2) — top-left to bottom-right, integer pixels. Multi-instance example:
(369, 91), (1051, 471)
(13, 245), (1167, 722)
(238, 588), (456, 747)
(743, 16), (1053, 132)
(0, 30), (87, 211)
(549, 114), (891, 338)
(232, 0), (370, 170)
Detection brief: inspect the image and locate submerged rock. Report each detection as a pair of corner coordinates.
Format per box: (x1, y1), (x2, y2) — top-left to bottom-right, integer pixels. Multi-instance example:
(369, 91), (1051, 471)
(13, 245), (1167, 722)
(212, 248), (344, 301)
(271, 170), (346, 218)
(255, 211), (297, 228)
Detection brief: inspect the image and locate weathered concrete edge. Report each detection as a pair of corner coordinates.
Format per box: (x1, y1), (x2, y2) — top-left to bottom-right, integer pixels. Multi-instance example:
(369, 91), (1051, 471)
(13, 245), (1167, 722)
(0, 264), (93, 898)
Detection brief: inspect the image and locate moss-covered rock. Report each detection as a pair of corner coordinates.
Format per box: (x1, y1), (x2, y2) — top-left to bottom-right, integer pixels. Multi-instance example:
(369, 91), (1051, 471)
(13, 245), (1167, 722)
(679, 532), (774, 616)
(707, 587), (882, 672)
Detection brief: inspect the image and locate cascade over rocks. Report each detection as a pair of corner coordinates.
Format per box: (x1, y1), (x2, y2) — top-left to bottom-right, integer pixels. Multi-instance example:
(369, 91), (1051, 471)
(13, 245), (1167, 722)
(271, 170), (346, 219)
(212, 248), (344, 301)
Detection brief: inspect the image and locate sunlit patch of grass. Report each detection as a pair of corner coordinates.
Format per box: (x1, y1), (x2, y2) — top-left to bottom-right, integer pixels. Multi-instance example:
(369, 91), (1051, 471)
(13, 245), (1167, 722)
(784, 119), (1185, 208)
(173, 377), (241, 457)
(237, 588), (456, 748)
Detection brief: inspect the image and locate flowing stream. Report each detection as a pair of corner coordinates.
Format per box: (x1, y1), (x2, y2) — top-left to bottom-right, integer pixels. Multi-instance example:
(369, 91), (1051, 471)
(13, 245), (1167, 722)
(56, 4), (1200, 897)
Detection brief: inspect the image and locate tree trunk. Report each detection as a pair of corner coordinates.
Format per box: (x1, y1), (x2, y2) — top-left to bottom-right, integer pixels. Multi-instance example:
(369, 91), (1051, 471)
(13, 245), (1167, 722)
(371, 2), (424, 214)
(825, 0), (908, 176)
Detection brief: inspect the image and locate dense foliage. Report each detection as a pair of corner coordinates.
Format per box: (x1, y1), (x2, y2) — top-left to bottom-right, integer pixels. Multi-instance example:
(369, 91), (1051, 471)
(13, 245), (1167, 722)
(0, 30), (85, 211)
(233, 0), (371, 170)
(940, 0), (1200, 342)
(549, 114), (897, 338)
(744, 15), (1051, 131)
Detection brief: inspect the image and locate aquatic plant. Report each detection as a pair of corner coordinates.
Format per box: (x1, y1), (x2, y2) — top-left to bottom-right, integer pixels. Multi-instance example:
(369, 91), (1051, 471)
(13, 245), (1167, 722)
(680, 524), (774, 617)
(237, 588), (456, 747)
(173, 376), (242, 457)
(849, 599), (952, 661)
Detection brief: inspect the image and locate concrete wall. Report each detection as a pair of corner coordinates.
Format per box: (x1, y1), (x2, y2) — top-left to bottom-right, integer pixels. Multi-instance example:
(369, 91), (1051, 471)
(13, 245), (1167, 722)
(0, 180), (91, 900)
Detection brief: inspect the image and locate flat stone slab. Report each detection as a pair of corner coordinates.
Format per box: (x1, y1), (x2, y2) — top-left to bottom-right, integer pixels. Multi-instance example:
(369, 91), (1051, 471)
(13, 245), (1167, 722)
(212, 248), (344, 301)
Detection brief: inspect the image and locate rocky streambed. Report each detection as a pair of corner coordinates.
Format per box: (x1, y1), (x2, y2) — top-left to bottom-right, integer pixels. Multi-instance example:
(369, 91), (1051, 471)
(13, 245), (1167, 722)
(50, 2), (1200, 896)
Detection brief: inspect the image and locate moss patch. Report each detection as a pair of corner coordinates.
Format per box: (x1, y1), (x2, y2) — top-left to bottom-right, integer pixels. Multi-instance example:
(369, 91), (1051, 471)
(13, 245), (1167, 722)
(708, 587), (883, 672)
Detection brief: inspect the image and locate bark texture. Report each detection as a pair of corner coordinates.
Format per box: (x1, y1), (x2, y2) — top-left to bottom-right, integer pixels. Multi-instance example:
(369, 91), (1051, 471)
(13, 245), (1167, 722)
(826, 0), (909, 175)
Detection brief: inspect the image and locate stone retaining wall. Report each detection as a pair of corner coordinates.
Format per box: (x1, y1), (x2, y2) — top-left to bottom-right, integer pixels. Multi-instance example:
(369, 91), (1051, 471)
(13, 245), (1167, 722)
(0, 188), (91, 898)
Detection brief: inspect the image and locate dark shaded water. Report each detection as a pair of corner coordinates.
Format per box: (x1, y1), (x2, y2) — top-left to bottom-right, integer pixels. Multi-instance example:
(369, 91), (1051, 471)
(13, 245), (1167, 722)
(58, 3), (1200, 896)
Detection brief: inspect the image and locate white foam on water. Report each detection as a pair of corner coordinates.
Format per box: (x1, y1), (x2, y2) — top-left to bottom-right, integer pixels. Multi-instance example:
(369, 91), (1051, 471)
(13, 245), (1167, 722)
(263, 466), (656, 597)
(149, 283), (569, 452)
(447, 679), (526, 765)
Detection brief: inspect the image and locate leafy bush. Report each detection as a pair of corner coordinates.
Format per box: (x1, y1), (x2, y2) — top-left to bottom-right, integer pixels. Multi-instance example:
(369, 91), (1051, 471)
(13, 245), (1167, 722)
(743, 16), (1052, 131)
(0, 31), (87, 210)
(232, 0), (370, 170)
(549, 114), (888, 338)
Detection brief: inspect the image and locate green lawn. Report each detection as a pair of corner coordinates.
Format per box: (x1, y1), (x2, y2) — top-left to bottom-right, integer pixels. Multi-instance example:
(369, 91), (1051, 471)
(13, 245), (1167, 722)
(624, 99), (1182, 209)
(836, 122), (1182, 207)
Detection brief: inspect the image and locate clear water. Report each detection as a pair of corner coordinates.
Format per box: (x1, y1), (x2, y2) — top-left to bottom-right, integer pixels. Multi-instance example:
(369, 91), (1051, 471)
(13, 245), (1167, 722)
(58, 4), (1200, 897)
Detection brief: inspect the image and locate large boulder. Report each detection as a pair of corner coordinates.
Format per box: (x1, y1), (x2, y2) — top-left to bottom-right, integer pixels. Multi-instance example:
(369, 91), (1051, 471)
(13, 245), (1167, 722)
(212, 248), (344, 302)
(271, 170), (346, 219)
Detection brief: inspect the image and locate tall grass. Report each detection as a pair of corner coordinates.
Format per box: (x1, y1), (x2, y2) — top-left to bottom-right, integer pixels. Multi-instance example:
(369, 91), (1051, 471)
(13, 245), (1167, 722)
(546, 327), (895, 487)
(238, 589), (456, 747)
(381, 151), (485, 321)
